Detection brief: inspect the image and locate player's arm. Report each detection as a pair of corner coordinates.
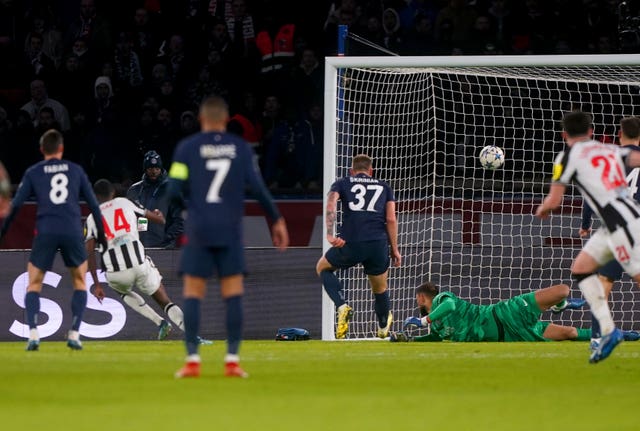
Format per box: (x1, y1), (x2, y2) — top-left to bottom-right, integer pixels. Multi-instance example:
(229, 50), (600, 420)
(579, 202), (593, 237)
(84, 218), (104, 303)
(325, 190), (344, 248)
(244, 152), (289, 251)
(404, 297), (456, 328)
(624, 148), (640, 168)
(535, 183), (566, 219)
(79, 172), (106, 243)
(385, 200), (401, 267)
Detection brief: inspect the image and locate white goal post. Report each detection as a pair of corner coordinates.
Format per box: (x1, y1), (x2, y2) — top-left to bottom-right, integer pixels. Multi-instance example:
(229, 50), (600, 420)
(322, 54), (640, 341)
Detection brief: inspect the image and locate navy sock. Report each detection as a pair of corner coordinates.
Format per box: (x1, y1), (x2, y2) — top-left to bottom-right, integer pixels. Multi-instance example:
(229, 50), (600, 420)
(374, 291), (391, 327)
(71, 290), (87, 331)
(25, 291), (40, 329)
(320, 270), (345, 308)
(183, 298), (201, 356)
(591, 312), (601, 339)
(225, 295), (243, 355)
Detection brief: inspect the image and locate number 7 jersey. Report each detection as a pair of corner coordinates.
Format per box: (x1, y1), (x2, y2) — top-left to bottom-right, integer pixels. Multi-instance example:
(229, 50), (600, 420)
(553, 139), (640, 232)
(331, 173), (395, 242)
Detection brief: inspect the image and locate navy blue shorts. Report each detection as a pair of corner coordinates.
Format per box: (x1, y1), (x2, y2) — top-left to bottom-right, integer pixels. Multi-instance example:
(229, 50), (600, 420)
(598, 259), (624, 281)
(30, 233), (87, 271)
(179, 243), (245, 279)
(325, 239), (390, 276)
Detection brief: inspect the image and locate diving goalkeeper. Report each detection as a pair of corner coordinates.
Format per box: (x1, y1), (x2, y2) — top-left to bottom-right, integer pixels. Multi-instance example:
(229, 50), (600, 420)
(393, 281), (640, 342)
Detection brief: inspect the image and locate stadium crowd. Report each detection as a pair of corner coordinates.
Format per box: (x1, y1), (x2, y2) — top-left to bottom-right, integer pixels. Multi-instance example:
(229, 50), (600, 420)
(0, 0), (630, 194)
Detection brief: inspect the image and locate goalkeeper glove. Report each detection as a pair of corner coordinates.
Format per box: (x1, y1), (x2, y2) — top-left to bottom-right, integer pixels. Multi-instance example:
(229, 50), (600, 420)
(403, 316), (427, 329)
(389, 331), (411, 342)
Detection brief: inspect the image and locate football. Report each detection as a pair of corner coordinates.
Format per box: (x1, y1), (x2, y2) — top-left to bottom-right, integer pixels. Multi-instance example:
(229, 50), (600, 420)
(478, 145), (505, 170)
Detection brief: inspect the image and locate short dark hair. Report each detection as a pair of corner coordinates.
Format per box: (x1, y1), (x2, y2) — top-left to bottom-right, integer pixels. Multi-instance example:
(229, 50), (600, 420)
(561, 111), (592, 137)
(352, 154), (372, 172)
(93, 178), (115, 200)
(415, 281), (439, 298)
(39, 129), (63, 154)
(620, 116), (640, 140)
(199, 96), (229, 121)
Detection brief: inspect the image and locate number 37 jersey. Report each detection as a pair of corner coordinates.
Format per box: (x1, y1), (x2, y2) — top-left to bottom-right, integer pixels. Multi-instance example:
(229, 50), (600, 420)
(553, 139), (640, 232)
(331, 173), (395, 242)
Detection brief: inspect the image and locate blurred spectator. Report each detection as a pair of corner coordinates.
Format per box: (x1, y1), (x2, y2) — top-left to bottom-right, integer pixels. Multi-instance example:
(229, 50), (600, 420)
(306, 102), (323, 190)
(131, 7), (157, 73)
(256, 20), (296, 101)
(157, 79), (179, 114)
(382, 8), (403, 52)
(34, 106), (61, 138)
(264, 106), (314, 189)
(403, 13), (436, 54)
(153, 106), (179, 164)
(467, 15), (501, 54)
(21, 80), (71, 131)
(8, 110), (39, 182)
(227, 0), (256, 60)
(185, 65), (225, 110)
(22, 33), (56, 83)
(156, 34), (188, 90)
(23, 8), (63, 69)
(179, 110), (198, 137)
(113, 31), (144, 94)
(487, 0), (513, 47)
(54, 54), (92, 115)
(435, 0), (477, 49)
(84, 76), (124, 181)
(292, 48), (322, 112)
(126, 150), (184, 248)
(209, 0), (234, 19)
(71, 37), (97, 74)
(257, 94), (282, 165)
(65, 0), (112, 63)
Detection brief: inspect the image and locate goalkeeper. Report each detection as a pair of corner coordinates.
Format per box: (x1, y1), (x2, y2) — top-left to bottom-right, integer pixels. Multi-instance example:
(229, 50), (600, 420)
(394, 281), (640, 342)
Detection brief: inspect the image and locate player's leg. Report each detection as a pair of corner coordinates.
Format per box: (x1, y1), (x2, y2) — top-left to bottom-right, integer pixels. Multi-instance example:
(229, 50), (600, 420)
(66, 261), (88, 350)
(572, 234), (616, 339)
(532, 283), (570, 310)
(133, 258), (177, 339)
(367, 272), (392, 338)
(364, 239), (393, 338)
(220, 274), (248, 378)
(316, 248), (353, 339)
(24, 235), (59, 350)
(590, 271), (616, 350)
(25, 262), (45, 350)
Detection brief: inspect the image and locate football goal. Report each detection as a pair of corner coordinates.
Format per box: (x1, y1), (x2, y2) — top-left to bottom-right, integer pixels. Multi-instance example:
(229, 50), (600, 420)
(322, 54), (640, 340)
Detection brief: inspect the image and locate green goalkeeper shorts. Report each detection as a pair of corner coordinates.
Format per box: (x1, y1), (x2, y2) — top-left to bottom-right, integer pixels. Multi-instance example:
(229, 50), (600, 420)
(491, 292), (548, 342)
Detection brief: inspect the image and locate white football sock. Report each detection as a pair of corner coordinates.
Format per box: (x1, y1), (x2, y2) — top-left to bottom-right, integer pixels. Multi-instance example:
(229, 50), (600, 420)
(578, 274), (615, 336)
(29, 328), (39, 341)
(164, 303), (185, 331)
(122, 292), (163, 326)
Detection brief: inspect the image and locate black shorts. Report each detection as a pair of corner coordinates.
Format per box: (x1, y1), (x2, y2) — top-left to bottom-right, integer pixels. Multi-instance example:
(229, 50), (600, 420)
(179, 243), (245, 279)
(598, 259), (624, 281)
(325, 239), (390, 275)
(30, 233), (87, 271)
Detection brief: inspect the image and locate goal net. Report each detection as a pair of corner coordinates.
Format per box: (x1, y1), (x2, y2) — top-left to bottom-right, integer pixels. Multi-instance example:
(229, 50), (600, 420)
(322, 55), (640, 340)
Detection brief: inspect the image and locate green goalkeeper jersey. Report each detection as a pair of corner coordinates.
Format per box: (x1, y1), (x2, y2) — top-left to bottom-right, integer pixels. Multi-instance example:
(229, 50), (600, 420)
(428, 292), (501, 342)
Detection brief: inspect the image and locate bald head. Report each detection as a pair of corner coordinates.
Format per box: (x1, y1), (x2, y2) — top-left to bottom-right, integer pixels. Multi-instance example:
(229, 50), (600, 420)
(199, 96), (229, 132)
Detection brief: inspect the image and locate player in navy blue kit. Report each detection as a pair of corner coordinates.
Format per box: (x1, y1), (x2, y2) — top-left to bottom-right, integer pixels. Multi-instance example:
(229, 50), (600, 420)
(0, 130), (105, 351)
(170, 96), (289, 378)
(316, 154), (401, 339)
(578, 116), (640, 350)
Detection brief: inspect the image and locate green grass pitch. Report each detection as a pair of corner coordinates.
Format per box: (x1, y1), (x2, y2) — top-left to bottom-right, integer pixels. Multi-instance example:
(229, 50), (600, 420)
(1, 340), (639, 431)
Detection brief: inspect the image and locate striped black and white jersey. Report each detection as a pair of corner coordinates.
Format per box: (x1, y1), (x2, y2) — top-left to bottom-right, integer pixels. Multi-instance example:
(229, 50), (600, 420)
(85, 197), (146, 272)
(553, 139), (640, 233)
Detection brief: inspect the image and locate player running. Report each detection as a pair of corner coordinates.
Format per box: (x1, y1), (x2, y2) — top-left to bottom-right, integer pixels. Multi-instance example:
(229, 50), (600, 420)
(578, 117), (640, 350)
(394, 281), (640, 343)
(536, 110), (640, 363)
(316, 154), (401, 339)
(170, 96), (289, 378)
(0, 129), (106, 351)
(85, 179), (210, 343)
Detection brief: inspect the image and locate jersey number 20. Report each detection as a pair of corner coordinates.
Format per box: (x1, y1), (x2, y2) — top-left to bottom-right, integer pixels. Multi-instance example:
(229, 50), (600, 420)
(348, 184), (383, 212)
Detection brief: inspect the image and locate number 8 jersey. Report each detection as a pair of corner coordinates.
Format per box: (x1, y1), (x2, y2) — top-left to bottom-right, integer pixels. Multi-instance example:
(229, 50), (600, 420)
(331, 173), (395, 242)
(553, 139), (640, 233)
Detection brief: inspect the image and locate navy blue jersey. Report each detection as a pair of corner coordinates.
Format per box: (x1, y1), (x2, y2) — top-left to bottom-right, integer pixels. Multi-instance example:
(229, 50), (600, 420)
(169, 131), (281, 247)
(330, 173), (395, 242)
(2, 159), (102, 238)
